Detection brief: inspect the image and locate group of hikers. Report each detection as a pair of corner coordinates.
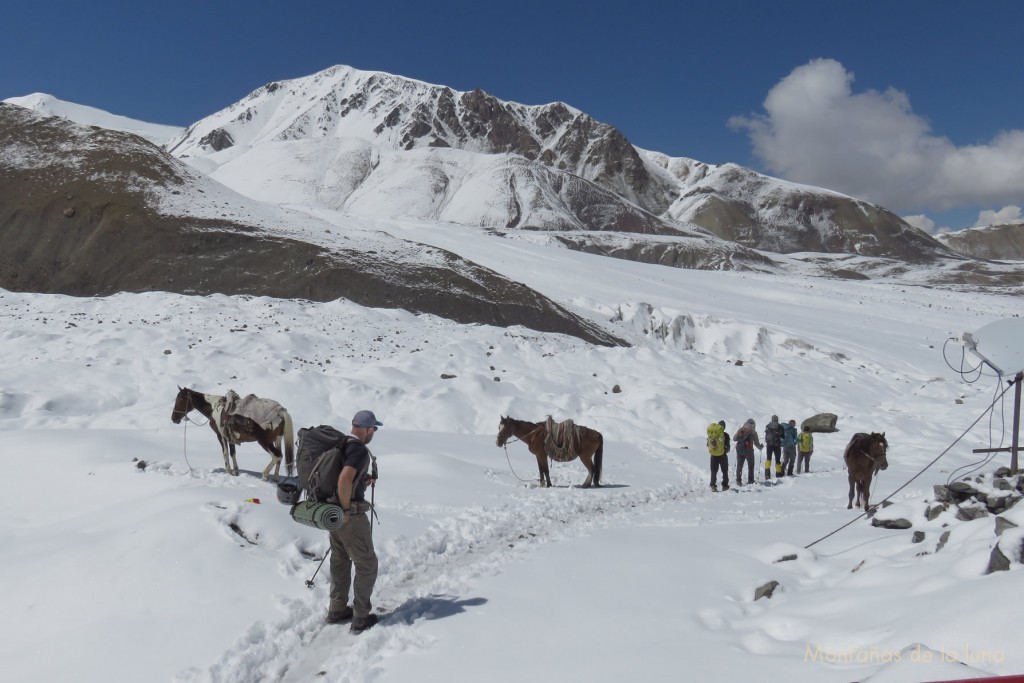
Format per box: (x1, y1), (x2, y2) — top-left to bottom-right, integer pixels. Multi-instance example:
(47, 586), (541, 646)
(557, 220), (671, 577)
(705, 415), (814, 491)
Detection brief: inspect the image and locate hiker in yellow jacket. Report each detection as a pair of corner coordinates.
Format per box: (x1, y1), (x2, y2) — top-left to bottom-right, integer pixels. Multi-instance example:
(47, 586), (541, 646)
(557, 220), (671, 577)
(797, 425), (814, 473)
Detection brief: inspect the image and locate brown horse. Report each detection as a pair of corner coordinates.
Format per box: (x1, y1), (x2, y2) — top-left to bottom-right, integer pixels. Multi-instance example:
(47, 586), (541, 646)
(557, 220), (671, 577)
(171, 386), (295, 481)
(496, 415), (604, 488)
(844, 432), (889, 510)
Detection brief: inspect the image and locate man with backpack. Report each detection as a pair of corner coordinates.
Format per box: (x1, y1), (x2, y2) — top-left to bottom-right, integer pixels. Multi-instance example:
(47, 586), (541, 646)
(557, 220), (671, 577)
(706, 419), (730, 491)
(763, 415), (785, 481)
(798, 425), (814, 473)
(733, 418), (763, 486)
(782, 419), (799, 476)
(326, 409), (383, 634)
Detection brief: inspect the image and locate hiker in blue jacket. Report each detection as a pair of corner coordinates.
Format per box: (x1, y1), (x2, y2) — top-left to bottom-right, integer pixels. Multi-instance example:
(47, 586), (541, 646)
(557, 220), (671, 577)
(782, 419), (799, 476)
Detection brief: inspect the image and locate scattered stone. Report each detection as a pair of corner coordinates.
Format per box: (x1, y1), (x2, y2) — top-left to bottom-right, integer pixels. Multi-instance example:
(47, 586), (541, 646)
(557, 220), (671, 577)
(932, 484), (953, 503)
(947, 481), (978, 501)
(611, 384), (621, 393)
(754, 580), (780, 600)
(440, 373), (456, 379)
(912, 531), (926, 543)
(994, 478), (1013, 491)
(986, 545), (1011, 574)
(925, 503), (946, 521)
(871, 517), (912, 530)
(995, 466), (1012, 478)
(955, 505), (989, 521)
(135, 460), (147, 471)
(493, 377), (500, 382)
(163, 349), (172, 355)
(995, 517), (1019, 536)
(734, 360), (744, 366)
(935, 530), (951, 553)
(774, 554), (798, 563)
(63, 207), (75, 217)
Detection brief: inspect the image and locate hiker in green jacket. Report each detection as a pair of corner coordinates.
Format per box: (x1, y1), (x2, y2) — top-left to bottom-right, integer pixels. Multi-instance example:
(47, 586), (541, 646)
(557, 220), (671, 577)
(797, 425), (814, 473)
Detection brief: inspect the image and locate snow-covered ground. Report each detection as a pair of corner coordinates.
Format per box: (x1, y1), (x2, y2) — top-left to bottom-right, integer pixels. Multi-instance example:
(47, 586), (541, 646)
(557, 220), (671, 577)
(2, 226), (1022, 683)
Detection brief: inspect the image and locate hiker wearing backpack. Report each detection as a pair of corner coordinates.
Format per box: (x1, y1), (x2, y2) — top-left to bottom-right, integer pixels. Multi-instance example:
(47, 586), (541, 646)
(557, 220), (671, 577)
(733, 419), (763, 486)
(326, 410), (383, 634)
(797, 425), (814, 473)
(763, 415), (785, 480)
(782, 419), (799, 476)
(706, 420), (730, 491)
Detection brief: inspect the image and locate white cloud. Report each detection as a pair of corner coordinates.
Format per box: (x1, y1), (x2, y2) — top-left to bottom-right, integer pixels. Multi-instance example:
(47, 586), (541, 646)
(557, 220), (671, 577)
(901, 214), (935, 233)
(730, 59), (1024, 215)
(973, 205), (1022, 227)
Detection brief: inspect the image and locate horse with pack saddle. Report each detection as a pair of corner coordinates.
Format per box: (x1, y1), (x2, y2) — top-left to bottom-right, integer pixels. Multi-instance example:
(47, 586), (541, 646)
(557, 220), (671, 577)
(496, 415), (604, 488)
(171, 386), (295, 481)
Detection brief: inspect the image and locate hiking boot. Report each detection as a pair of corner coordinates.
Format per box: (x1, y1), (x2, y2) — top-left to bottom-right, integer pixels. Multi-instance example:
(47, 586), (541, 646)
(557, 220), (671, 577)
(722, 484), (729, 491)
(325, 606), (353, 624)
(350, 613), (378, 634)
(711, 485), (719, 492)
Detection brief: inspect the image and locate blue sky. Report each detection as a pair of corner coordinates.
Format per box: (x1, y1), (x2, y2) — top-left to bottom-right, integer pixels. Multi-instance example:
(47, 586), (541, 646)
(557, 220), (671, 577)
(5, 0), (1023, 231)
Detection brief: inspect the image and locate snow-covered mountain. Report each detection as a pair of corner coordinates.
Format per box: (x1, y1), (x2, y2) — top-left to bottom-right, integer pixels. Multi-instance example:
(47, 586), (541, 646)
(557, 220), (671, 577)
(937, 222), (1024, 261)
(0, 102), (620, 346)
(3, 93), (183, 145)
(163, 65), (954, 262)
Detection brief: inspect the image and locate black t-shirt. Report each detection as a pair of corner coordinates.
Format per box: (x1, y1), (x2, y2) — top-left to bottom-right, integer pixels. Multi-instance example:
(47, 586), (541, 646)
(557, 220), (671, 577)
(341, 439), (372, 502)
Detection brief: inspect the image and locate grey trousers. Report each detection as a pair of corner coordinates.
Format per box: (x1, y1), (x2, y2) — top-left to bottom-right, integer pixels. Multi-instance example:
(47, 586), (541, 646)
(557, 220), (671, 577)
(329, 512), (378, 618)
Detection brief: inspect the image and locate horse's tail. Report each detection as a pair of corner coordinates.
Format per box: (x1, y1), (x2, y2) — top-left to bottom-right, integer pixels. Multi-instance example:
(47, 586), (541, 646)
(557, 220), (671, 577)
(282, 410), (295, 470)
(593, 432), (604, 486)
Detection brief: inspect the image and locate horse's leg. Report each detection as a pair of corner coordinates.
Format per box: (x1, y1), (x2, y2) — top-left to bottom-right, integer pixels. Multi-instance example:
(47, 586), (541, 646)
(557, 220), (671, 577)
(229, 444), (240, 476)
(260, 434), (283, 481)
(537, 450), (553, 487)
(862, 479), (871, 511)
(579, 453), (594, 488)
(847, 476), (855, 509)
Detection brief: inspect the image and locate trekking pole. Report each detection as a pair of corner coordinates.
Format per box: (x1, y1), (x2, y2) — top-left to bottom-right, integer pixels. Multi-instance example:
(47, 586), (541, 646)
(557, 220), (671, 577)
(370, 482), (376, 530)
(306, 550), (329, 589)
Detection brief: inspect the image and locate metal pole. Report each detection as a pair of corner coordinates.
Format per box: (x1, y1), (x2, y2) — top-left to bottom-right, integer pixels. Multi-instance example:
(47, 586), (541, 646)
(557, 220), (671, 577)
(1012, 372), (1023, 474)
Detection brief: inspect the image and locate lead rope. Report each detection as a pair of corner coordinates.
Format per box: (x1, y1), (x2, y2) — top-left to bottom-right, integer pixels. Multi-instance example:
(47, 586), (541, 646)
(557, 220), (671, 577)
(503, 440), (534, 483)
(502, 425), (544, 484)
(178, 393), (209, 476)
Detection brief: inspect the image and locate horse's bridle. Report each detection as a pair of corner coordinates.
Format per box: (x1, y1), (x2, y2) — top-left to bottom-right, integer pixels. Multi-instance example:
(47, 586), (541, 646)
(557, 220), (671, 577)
(174, 390), (209, 426)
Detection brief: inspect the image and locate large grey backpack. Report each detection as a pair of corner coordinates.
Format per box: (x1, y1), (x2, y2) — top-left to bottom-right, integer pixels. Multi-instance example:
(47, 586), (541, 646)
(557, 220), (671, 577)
(295, 425), (352, 503)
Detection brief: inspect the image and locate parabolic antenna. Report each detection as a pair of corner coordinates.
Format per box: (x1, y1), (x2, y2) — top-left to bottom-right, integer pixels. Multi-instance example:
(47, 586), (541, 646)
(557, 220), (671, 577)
(962, 318), (1024, 377)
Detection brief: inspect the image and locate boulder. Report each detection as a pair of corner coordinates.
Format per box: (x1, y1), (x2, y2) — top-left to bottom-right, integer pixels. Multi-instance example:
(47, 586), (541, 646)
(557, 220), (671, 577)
(801, 413), (838, 433)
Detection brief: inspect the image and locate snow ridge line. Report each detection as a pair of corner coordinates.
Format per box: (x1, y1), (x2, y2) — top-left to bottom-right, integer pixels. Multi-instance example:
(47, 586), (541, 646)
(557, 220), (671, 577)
(176, 476), (701, 682)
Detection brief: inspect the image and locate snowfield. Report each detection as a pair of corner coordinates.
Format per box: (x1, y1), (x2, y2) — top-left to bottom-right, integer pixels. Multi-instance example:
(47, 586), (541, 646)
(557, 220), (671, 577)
(1, 227), (1022, 683)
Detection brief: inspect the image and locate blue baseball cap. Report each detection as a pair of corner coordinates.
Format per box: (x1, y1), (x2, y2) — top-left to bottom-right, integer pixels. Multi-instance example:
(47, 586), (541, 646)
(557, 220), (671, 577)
(352, 410), (383, 428)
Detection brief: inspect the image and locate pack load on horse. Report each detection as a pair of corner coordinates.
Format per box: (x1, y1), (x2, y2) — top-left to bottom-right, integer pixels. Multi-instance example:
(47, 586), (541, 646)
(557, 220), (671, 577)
(171, 386), (295, 481)
(496, 415), (604, 488)
(844, 432), (889, 510)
